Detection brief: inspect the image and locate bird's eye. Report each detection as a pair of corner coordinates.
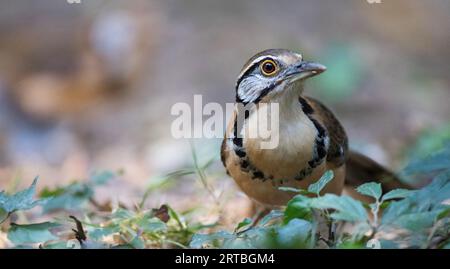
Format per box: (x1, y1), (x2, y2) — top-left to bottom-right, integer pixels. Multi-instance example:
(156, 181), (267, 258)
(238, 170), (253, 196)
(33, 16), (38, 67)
(260, 59), (278, 76)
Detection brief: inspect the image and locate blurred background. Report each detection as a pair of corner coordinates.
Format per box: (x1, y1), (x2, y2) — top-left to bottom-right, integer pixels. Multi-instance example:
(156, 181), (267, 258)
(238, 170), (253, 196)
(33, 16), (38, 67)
(0, 0), (449, 221)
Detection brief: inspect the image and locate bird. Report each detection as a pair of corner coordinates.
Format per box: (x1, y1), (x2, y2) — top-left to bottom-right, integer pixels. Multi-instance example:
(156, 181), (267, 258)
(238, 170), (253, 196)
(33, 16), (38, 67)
(221, 49), (411, 207)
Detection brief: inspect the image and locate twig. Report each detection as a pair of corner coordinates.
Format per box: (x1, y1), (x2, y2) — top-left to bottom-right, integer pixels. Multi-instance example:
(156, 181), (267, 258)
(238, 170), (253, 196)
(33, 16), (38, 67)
(89, 198), (112, 212)
(318, 235), (333, 248)
(328, 219), (336, 243)
(0, 212), (12, 225)
(70, 216), (87, 244)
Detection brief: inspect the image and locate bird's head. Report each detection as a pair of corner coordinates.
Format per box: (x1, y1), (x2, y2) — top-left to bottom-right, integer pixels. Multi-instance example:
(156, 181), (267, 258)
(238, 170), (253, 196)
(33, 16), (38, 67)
(235, 49), (326, 104)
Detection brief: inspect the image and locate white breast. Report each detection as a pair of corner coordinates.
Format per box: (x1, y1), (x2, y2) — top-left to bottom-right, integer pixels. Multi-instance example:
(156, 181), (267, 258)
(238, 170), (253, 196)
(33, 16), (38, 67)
(242, 97), (318, 179)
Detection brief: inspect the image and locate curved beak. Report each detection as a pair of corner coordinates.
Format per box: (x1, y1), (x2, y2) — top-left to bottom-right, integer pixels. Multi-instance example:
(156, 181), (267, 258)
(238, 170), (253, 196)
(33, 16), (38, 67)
(284, 61), (327, 83)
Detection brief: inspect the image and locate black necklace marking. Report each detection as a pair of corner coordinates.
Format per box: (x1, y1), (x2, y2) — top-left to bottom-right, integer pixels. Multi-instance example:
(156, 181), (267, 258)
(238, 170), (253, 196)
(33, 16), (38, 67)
(298, 97), (314, 114)
(229, 97), (329, 182)
(298, 97), (329, 176)
(231, 108), (269, 181)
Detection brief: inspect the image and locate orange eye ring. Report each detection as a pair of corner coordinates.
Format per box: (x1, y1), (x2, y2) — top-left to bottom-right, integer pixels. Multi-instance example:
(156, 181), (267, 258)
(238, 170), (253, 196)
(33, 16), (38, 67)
(260, 59), (278, 76)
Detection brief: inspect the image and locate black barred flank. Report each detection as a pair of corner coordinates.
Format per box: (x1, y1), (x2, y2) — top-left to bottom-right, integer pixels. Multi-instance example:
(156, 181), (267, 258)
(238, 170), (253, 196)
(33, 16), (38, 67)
(241, 160), (249, 168)
(252, 171), (264, 179)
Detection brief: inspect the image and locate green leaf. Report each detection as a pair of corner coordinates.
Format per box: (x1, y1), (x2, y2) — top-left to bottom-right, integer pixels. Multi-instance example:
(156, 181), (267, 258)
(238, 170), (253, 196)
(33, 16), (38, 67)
(308, 170), (334, 195)
(222, 237), (256, 249)
(310, 194), (368, 222)
(0, 177), (46, 214)
(138, 217), (167, 233)
(235, 218), (252, 232)
(8, 222), (60, 244)
(88, 225), (120, 241)
(401, 145), (450, 177)
(258, 210), (284, 227)
(167, 206), (185, 229)
(41, 241), (74, 249)
(0, 208), (8, 222)
(274, 219), (313, 249)
(190, 231), (235, 249)
(406, 126), (450, 159)
(284, 195), (313, 223)
(390, 211), (442, 231)
(356, 182), (382, 201)
(112, 207), (135, 220)
(381, 172), (450, 232)
(382, 189), (414, 201)
(378, 239), (400, 249)
(437, 206), (450, 220)
(40, 182), (93, 213)
(129, 236), (145, 249)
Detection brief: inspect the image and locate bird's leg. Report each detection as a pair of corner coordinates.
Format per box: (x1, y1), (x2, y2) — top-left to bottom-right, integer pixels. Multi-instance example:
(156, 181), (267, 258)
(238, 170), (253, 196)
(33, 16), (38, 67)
(328, 219), (336, 243)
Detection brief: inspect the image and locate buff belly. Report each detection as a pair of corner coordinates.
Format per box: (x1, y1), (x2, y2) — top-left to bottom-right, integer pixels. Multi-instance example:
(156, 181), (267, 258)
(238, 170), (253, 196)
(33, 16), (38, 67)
(227, 158), (346, 206)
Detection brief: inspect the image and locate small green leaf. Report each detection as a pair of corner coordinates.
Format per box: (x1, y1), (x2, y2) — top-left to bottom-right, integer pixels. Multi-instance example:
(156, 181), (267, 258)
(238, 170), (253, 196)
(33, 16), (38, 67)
(275, 219), (313, 249)
(0, 177), (46, 214)
(401, 145), (450, 177)
(284, 195), (313, 223)
(235, 218), (252, 232)
(222, 237), (256, 249)
(167, 206), (185, 229)
(382, 189), (414, 201)
(40, 183), (93, 213)
(390, 211), (442, 231)
(190, 231), (235, 249)
(378, 239), (400, 249)
(41, 241), (73, 249)
(88, 225), (120, 241)
(310, 194), (368, 222)
(129, 236), (145, 249)
(356, 182), (382, 201)
(258, 210), (284, 227)
(437, 206), (450, 220)
(308, 170), (334, 195)
(8, 222), (60, 244)
(112, 207), (135, 220)
(138, 217), (167, 233)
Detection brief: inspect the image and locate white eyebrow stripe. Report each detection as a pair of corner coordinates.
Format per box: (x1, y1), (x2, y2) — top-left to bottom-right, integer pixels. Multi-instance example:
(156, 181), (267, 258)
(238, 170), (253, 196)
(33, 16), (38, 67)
(237, 55), (276, 80)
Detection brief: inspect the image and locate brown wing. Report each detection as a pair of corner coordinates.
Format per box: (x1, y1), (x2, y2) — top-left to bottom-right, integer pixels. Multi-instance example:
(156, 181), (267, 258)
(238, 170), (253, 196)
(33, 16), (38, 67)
(345, 150), (414, 192)
(305, 96), (349, 167)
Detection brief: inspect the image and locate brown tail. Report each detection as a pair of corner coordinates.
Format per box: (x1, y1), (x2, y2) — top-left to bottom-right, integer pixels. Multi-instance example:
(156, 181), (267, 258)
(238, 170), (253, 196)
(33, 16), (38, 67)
(345, 150), (413, 192)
